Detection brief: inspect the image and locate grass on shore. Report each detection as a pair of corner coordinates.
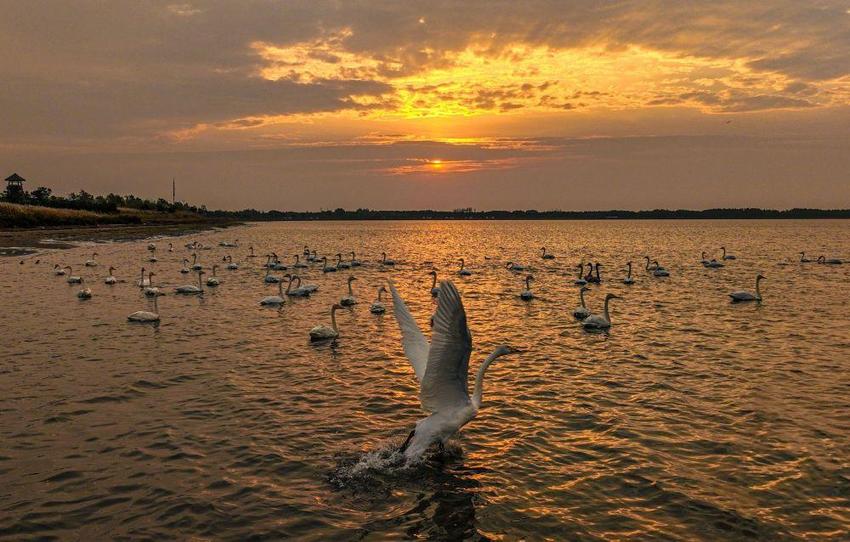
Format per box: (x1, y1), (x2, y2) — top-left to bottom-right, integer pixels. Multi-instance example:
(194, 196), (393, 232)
(0, 202), (210, 228)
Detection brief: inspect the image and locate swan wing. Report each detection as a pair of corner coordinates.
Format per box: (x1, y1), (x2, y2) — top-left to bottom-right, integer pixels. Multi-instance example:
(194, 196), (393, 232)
(420, 280), (472, 413)
(388, 281), (430, 381)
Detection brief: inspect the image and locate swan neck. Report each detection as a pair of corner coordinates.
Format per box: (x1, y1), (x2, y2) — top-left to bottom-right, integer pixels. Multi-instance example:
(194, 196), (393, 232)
(472, 349), (503, 409)
(579, 288), (586, 307)
(604, 297), (612, 322)
(331, 307), (338, 332)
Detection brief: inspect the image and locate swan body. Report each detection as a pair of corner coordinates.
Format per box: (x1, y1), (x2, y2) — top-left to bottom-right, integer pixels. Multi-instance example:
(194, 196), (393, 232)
(573, 286), (591, 319)
(729, 274), (765, 302)
(622, 261), (635, 284)
(519, 275), (534, 300)
(381, 252), (396, 266)
(53, 264), (66, 276)
(128, 295), (160, 323)
(260, 280), (286, 306)
(340, 276), (358, 306)
(817, 256), (843, 265)
(310, 304), (343, 341)
(582, 293), (621, 329)
(428, 271), (441, 297)
(721, 246), (736, 260)
(264, 268), (281, 283)
(286, 275), (312, 297)
(458, 258), (472, 276)
(505, 261), (527, 272)
(651, 261), (670, 277)
(176, 271), (205, 294)
(321, 257), (338, 273)
(388, 280), (518, 461)
(541, 247), (555, 260)
(225, 256), (239, 270)
(77, 279), (92, 299)
(105, 267), (117, 284)
(65, 267), (82, 284)
(84, 253), (98, 267)
(574, 264), (587, 286)
(205, 265), (220, 286)
(370, 286), (388, 313)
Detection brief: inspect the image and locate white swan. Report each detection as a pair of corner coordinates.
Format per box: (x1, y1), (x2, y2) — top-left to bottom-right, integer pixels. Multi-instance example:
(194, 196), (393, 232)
(136, 267), (150, 287)
(286, 275), (312, 297)
(176, 271), (205, 294)
(147, 243), (156, 251)
(292, 254), (307, 268)
(729, 274), (765, 302)
(574, 264), (587, 286)
(264, 267), (281, 283)
(148, 248), (157, 263)
(65, 266), (82, 284)
(77, 278), (92, 299)
(428, 270), (440, 297)
(168, 242), (173, 253)
(651, 260), (670, 277)
(321, 256), (338, 273)
(644, 256), (658, 271)
(340, 276), (358, 306)
(702, 252), (724, 268)
(128, 295), (160, 322)
(622, 262), (635, 284)
(180, 259), (190, 274)
(381, 252), (396, 266)
(53, 264), (66, 276)
(191, 253), (202, 271)
(247, 246), (256, 258)
(370, 286), (388, 313)
(582, 293), (621, 329)
(335, 253), (350, 270)
(541, 247), (555, 260)
(817, 255), (843, 265)
(271, 253), (288, 271)
(225, 255), (239, 270)
(105, 267), (117, 284)
(143, 272), (164, 297)
(206, 265), (220, 286)
(260, 280), (286, 306)
(572, 286), (591, 319)
(505, 261), (527, 272)
(721, 246), (736, 260)
(458, 258), (472, 276)
(519, 275), (534, 300)
(388, 279), (519, 460)
(310, 304), (344, 341)
(84, 252), (98, 267)
(586, 263), (601, 284)
(349, 252), (362, 267)
(799, 251), (812, 263)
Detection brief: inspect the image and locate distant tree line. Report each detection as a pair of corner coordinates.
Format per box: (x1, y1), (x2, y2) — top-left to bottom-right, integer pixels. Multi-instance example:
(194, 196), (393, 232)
(204, 207), (850, 221)
(1, 185), (205, 214)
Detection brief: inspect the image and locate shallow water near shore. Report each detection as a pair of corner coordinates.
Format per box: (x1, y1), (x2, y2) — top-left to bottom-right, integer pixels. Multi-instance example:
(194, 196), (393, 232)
(1, 220), (849, 540)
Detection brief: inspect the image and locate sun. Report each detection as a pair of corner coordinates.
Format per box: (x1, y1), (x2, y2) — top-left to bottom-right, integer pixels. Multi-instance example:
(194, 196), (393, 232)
(430, 159), (443, 169)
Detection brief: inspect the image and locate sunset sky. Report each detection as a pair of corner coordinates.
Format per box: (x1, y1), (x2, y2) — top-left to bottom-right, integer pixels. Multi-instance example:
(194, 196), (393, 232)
(2, 1), (849, 210)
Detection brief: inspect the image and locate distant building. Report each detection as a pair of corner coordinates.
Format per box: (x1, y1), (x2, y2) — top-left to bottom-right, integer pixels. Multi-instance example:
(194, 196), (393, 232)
(4, 173), (26, 202)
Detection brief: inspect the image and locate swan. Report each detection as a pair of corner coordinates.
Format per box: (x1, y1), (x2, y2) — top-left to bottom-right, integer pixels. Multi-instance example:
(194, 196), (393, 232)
(286, 275), (312, 297)
(65, 267), (82, 284)
(219, 239), (239, 248)
(582, 293), (621, 329)
(572, 286), (591, 319)
(349, 252), (362, 267)
(191, 253), (202, 271)
(77, 278), (93, 299)
(147, 243), (156, 251)
(206, 265), (220, 286)
(143, 272), (164, 297)
(307, 250), (318, 263)
(271, 253), (288, 271)
(264, 267), (281, 283)
(260, 280), (286, 306)
(310, 304), (344, 341)
(176, 271), (205, 294)
(321, 257), (338, 273)
(586, 263), (602, 284)
(168, 242), (173, 253)
(105, 267), (118, 284)
(335, 253), (350, 270)
(505, 261), (527, 272)
(700, 252), (711, 266)
(136, 267), (150, 287)
(541, 247), (555, 260)
(128, 295), (160, 322)
(303, 245), (311, 256)
(428, 270), (441, 297)
(84, 252), (98, 267)
(388, 279), (519, 460)
(519, 275), (534, 300)
(721, 246), (736, 260)
(458, 258), (472, 276)
(574, 264), (587, 286)
(180, 259), (190, 274)
(148, 248), (157, 263)
(262, 254), (274, 268)
(340, 276), (358, 306)
(225, 256), (239, 270)
(53, 264), (66, 276)
(643, 256), (658, 271)
(370, 286), (389, 313)
(622, 261), (634, 284)
(652, 261), (670, 277)
(292, 254), (307, 268)
(817, 255), (843, 265)
(381, 252), (396, 266)
(799, 252), (812, 263)
(729, 274), (765, 302)
(247, 246), (256, 258)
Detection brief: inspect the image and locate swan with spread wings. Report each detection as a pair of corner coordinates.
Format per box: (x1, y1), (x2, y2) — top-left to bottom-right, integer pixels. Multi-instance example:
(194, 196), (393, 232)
(389, 280), (519, 461)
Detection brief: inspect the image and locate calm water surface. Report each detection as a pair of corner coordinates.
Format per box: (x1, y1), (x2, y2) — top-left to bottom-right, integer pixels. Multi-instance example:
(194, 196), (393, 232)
(1, 220), (849, 541)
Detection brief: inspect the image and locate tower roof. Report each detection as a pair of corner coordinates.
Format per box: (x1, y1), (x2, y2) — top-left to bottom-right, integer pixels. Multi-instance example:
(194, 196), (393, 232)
(5, 173), (25, 183)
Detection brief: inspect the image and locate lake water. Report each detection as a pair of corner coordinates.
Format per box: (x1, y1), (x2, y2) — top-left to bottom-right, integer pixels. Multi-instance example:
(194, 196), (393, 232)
(1, 220), (849, 541)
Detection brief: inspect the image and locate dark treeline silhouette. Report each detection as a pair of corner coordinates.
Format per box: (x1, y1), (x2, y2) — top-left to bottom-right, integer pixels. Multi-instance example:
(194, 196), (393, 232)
(2, 185), (204, 214)
(204, 207), (850, 221)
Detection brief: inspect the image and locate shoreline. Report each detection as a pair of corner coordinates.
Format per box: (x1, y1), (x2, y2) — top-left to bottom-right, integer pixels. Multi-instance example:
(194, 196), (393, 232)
(0, 221), (241, 257)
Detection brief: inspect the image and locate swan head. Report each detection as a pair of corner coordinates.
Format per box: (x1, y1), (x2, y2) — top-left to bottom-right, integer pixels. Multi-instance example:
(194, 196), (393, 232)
(428, 270), (437, 276)
(756, 274), (766, 281)
(348, 275), (357, 283)
(580, 286), (590, 293)
(493, 345), (522, 358)
(605, 293), (622, 302)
